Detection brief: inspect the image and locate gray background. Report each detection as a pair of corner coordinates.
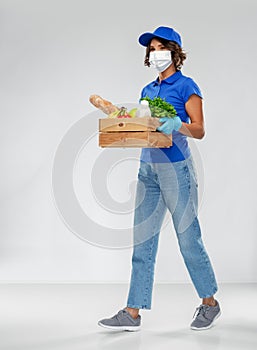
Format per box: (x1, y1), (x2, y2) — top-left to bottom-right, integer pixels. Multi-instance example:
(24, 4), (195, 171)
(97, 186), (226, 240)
(1, 0), (257, 283)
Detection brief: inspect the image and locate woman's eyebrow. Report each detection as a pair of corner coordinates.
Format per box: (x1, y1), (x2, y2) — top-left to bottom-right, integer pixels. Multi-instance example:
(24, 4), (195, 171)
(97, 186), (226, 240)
(150, 43), (164, 49)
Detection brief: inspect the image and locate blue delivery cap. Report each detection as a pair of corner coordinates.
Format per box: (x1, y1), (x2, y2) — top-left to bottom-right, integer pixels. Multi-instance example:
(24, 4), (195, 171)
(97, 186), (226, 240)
(138, 26), (182, 47)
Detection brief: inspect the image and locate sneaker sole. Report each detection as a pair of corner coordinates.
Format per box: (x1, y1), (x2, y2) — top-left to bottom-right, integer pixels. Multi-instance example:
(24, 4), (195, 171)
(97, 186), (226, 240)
(190, 310), (221, 331)
(98, 321), (141, 332)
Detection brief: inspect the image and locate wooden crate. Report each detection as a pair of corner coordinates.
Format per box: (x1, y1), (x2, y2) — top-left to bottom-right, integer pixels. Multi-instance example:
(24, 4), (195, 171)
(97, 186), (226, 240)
(99, 117), (172, 148)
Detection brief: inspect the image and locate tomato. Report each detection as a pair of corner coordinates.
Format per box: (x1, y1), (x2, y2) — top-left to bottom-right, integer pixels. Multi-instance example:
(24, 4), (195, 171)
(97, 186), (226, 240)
(117, 114), (132, 118)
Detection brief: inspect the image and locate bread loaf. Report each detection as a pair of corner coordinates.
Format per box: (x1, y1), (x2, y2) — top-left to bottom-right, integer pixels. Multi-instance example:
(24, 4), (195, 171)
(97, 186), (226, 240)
(89, 95), (119, 114)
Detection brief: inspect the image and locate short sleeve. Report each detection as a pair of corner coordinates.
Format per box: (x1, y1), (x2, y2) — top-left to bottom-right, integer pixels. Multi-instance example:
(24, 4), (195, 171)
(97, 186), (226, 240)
(181, 78), (203, 103)
(140, 87), (146, 99)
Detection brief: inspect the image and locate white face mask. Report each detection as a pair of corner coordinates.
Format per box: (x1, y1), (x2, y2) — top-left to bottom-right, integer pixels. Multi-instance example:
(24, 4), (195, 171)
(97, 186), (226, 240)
(149, 50), (172, 72)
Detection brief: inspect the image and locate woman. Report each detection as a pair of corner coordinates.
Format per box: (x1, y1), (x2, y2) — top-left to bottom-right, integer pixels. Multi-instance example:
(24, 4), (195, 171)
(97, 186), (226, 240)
(98, 26), (221, 331)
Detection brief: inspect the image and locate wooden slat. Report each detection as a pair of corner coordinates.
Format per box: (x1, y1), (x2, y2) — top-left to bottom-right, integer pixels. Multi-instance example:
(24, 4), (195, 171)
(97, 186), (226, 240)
(99, 131), (172, 148)
(99, 117), (161, 132)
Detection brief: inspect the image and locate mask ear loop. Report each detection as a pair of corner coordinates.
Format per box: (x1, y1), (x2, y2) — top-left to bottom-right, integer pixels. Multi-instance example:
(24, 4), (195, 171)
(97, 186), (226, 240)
(148, 51), (156, 67)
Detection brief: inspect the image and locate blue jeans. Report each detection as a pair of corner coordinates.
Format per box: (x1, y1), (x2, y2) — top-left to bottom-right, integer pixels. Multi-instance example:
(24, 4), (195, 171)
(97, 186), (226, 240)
(126, 156), (218, 309)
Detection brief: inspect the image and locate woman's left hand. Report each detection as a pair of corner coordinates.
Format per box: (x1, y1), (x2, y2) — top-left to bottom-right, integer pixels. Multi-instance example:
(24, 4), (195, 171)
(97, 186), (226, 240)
(157, 116), (182, 135)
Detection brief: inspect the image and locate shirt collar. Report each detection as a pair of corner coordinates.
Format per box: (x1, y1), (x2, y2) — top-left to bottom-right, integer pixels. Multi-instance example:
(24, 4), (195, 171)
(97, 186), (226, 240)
(153, 70), (182, 86)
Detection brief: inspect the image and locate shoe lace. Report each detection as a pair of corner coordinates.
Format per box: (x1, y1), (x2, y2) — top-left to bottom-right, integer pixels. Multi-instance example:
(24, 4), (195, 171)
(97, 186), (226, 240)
(193, 304), (210, 319)
(115, 309), (127, 322)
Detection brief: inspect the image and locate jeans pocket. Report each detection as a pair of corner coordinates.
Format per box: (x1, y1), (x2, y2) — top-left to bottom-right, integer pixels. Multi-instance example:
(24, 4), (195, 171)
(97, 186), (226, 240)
(190, 163), (198, 188)
(138, 161), (151, 179)
(186, 157), (198, 188)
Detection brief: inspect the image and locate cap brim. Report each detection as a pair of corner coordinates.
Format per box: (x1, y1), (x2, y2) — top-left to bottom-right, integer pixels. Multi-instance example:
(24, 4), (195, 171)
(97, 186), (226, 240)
(138, 32), (156, 46)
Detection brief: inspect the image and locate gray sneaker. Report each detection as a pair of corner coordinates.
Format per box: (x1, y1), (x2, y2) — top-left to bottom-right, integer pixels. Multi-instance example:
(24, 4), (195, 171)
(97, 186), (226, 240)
(98, 308), (141, 331)
(190, 301), (221, 330)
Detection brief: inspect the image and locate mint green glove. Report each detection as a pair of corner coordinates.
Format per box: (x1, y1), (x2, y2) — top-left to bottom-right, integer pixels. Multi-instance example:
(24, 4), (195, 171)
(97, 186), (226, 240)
(157, 117), (182, 134)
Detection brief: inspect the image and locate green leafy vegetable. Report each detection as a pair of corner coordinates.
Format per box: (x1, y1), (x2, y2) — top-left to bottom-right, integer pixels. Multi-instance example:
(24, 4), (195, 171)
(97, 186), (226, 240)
(140, 96), (177, 118)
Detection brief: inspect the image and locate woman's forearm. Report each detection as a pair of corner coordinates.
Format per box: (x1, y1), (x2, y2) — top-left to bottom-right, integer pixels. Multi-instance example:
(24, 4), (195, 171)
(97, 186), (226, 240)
(179, 121), (205, 139)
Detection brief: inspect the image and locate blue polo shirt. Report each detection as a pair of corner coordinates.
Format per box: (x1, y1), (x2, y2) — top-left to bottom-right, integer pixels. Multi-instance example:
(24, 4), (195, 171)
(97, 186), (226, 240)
(140, 70), (202, 163)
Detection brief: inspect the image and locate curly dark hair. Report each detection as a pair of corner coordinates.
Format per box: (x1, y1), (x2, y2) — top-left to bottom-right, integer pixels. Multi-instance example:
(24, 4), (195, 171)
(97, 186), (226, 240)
(144, 37), (187, 71)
